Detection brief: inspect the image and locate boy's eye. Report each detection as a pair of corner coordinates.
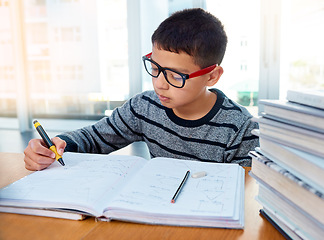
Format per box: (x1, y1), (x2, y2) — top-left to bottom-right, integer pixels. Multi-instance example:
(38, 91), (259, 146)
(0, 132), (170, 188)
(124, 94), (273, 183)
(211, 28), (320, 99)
(169, 73), (183, 82)
(151, 67), (159, 73)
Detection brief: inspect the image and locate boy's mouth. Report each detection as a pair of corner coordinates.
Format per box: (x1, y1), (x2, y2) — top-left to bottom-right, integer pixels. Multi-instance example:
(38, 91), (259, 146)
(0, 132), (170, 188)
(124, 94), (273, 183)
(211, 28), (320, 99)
(157, 93), (170, 102)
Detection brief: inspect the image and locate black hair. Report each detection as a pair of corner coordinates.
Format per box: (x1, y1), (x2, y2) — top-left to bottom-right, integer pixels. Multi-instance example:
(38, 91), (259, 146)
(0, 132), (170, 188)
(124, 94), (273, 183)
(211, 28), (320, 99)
(151, 8), (227, 68)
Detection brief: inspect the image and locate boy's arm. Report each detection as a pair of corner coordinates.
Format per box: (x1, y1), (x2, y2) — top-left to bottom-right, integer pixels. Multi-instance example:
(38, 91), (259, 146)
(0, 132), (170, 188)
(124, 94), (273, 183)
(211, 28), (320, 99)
(57, 97), (144, 154)
(224, 119), (259, 167)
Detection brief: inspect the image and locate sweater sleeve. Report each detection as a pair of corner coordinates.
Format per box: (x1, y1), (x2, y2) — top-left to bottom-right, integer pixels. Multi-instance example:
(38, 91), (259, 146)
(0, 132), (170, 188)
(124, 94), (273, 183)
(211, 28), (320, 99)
(224, 118), (259, 167)
(57, 96), (144, 154)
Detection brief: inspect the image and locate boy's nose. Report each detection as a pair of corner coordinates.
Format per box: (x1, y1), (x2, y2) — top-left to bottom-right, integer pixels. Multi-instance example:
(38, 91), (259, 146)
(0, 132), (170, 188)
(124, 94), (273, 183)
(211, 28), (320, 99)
(153, 73), (169, 90)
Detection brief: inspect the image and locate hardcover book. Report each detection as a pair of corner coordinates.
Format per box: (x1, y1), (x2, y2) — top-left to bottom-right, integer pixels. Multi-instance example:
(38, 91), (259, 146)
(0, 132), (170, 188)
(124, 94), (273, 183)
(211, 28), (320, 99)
(287, 89), (324, 110)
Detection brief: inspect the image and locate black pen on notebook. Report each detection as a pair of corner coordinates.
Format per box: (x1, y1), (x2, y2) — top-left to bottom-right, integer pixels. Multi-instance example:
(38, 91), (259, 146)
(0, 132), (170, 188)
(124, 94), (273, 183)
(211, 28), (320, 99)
(171, 170), (190, 203)
(33, 120), (65, 166)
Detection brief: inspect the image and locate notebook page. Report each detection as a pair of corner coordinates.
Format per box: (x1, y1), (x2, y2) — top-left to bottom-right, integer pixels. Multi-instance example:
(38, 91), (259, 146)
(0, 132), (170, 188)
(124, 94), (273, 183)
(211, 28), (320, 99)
(106, 157), (242, 219)
(0, 152), (147, 216)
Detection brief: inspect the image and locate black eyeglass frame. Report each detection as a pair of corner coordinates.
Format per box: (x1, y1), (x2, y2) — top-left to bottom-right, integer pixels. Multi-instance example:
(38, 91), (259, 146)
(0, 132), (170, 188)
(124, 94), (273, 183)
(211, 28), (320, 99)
(142, 52), (217, 88)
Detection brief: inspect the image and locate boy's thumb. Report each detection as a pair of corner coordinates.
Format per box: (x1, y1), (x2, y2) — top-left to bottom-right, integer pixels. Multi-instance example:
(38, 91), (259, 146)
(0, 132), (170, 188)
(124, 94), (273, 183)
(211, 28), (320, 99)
(52, 137), (66, 155)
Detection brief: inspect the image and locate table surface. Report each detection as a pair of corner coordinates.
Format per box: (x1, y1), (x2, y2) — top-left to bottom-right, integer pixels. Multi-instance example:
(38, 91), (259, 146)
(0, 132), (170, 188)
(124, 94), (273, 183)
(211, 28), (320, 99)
(0, 149), (285, 240)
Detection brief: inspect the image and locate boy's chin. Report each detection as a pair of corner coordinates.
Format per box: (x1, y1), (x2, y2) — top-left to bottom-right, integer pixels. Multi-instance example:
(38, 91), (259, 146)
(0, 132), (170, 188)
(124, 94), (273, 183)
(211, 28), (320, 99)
(159, 100), (175, 109)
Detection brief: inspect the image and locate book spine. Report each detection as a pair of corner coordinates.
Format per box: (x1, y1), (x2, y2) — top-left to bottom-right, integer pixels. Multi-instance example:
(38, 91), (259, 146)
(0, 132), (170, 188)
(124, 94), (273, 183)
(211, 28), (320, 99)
(259, 209), (294, 240)
(249, 151), (324, 199)
(257, 122), (324, 158)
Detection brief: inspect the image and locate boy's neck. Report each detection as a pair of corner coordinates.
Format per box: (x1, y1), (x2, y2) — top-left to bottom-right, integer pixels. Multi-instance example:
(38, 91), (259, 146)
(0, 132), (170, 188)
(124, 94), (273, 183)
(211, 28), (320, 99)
(172, 90), (217, 120)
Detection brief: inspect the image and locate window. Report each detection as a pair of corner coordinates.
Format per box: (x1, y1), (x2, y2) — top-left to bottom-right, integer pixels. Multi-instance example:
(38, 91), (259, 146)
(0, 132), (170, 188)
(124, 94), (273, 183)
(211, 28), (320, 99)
(0, 1), (16, 117)
(279, 0), (324, 98)
(0, 0), (9, 7)
(1, 0), (322, 131)
(25, 0), (47, 18)
(59, 26), (81, 42)
(206, 0), (260, 116)
(0, 0), (129, 122)
(29, 60), (51, 83)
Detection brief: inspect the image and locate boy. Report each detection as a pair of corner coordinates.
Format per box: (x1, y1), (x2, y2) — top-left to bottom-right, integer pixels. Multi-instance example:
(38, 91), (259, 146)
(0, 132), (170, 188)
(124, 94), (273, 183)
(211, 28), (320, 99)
(24, 8), (259, 171)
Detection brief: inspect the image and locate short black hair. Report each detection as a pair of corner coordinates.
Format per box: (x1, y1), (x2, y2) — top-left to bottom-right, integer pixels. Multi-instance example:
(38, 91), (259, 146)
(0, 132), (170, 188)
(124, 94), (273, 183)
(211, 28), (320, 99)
(151, 8), (227, 68)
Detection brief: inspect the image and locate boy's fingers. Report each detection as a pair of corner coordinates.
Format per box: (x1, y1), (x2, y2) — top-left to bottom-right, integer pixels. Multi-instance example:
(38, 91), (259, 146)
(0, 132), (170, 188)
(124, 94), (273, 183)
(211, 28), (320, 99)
(24, 155), (53, 171)
(24, 146), (55, 164)
(29, 139), (55, 158)
(24, 148), (55, 171)
(52, 137), (66, 155)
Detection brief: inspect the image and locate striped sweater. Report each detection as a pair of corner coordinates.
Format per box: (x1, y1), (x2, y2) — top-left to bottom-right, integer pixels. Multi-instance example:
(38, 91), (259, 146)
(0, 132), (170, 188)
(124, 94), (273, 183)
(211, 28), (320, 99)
(58, 88), (259, 166)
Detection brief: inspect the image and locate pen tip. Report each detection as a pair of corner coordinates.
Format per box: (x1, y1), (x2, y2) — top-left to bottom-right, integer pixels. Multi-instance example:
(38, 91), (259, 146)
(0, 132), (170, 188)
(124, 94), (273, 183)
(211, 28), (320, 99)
(58, 158), (65, 166)
(33, 120), (38, 124)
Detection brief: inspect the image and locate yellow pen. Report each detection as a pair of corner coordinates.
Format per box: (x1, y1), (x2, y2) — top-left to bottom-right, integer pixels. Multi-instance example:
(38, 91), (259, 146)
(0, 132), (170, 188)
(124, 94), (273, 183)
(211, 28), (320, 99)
(33, 120), (65, 166)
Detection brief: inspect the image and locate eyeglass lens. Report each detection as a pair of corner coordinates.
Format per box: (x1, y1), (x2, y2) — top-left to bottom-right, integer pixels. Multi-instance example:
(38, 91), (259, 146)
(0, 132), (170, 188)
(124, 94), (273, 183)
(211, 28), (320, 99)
(143, 59), (185, 88)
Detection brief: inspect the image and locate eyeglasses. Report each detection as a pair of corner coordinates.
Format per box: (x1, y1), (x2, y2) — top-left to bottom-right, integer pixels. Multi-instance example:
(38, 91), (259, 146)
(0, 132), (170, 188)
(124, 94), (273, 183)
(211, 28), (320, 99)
(142, 52), (217, 88)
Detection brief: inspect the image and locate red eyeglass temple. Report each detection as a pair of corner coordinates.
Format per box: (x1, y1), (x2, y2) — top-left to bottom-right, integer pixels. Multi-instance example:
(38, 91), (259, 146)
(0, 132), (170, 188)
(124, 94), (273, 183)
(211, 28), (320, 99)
(144, 52), (217, 79)
(189, 64), (217, 78)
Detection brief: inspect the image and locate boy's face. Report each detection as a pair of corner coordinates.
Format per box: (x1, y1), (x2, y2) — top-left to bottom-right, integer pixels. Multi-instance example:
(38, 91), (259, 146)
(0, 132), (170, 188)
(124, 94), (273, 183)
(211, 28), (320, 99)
(150, 45), (221, 117)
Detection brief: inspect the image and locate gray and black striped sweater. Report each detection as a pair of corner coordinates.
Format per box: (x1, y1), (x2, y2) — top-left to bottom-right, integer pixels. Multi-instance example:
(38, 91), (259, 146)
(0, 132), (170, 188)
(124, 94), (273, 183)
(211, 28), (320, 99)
(58, 88), (259, 166)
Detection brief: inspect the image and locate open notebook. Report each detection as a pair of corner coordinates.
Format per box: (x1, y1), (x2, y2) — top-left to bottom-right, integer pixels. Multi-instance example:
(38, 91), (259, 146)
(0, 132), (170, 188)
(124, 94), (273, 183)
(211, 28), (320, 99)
(0, 152), (245, 228)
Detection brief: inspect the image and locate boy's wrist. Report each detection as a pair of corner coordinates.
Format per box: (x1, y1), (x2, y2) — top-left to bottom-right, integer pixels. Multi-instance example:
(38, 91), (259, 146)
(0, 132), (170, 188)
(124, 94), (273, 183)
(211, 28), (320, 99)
(56, 135), (78, 152)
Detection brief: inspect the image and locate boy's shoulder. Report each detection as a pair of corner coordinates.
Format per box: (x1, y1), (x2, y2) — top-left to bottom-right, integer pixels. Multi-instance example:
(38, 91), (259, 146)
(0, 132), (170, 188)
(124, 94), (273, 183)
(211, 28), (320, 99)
(211, 88), (253, 120)
(128, 90), (163, 112)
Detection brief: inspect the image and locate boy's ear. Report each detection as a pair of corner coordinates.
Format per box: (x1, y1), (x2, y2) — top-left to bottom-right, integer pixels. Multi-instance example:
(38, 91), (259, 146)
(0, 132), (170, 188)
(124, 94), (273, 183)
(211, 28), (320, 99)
(206, 66), (223, 87)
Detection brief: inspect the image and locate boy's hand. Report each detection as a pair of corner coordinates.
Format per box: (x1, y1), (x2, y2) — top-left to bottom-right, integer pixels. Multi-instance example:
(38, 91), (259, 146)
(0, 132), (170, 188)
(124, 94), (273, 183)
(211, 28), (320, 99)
(24, 137), (66, 171)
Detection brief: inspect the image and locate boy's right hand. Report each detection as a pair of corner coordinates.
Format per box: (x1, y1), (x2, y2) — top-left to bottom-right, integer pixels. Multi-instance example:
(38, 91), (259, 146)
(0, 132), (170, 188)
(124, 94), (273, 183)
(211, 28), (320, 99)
(24, 137), (66, 171)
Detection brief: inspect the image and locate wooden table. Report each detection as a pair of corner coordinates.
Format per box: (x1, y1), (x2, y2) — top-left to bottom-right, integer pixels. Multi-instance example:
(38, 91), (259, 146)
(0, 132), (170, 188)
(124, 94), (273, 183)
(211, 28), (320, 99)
(0, 151), (285, 240)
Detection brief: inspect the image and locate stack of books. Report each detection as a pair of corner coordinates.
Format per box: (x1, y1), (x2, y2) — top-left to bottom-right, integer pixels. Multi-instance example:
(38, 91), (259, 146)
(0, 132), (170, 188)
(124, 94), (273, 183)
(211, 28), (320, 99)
(249, 89), (324, 239)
